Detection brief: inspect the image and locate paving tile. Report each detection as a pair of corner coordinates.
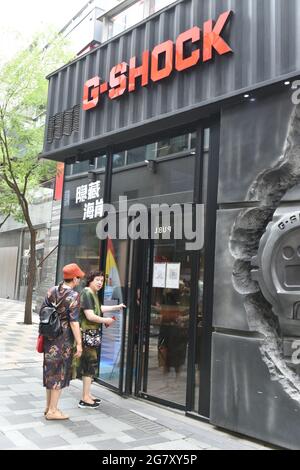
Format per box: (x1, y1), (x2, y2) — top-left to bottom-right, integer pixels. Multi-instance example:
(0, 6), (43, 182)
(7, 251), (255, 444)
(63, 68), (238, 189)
(122, 435), (170, 448)
(34, 424), (68, 438)
(0, 298), (272, 452)
(0, 377), (23, 385)
(5, 414), (43, 424)
(0, 391), (18, 398)
(1, 422), (45, 433)
(0, 436), (17, 450)
(125, 429), (150, 440)
(116, 435), (136, 444)
(83, 416), (134, 433)
(185, 438), (218, 450)
(4, 431), (40, 450)
(22, 378), (40, 383)
(57, 443), (97, 450)
(92, 439), (131, 450)
(36, 436), (69, 450)
(72, 422), (103, 438)
(53, 431), (79, 443)
(131, 445), (152, 450)
(159, 430), (187, 440)
(150, 439), (204, 450)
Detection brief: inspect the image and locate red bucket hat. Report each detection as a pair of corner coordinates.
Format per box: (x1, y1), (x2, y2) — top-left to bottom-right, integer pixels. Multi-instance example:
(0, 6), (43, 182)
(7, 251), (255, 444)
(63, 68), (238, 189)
(63, 263), (85, 280)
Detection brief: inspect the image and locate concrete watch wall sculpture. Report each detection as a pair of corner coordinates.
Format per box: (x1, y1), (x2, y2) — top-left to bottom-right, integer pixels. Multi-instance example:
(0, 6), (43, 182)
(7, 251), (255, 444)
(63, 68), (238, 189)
(230, 104), (300, 401)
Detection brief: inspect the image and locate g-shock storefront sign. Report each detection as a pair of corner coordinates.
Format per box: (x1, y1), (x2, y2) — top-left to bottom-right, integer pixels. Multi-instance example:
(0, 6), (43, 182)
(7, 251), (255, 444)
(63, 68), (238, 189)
(82, 10), (233, 111)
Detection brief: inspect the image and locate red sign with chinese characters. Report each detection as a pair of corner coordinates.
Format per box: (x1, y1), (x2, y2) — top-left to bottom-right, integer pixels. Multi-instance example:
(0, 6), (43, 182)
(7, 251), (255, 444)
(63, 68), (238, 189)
(54, 163), (65, 201)
(83, 10), (233, 111)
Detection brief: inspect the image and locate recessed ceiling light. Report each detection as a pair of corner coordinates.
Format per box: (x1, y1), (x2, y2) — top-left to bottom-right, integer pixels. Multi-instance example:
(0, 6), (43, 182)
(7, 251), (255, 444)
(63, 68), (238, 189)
(244, 94), (250, 98)
(284, 81), (291, 86)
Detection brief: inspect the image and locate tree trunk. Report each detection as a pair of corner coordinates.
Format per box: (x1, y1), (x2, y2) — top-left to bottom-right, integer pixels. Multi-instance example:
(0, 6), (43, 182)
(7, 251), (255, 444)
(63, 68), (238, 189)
(24, 229), (37, 325)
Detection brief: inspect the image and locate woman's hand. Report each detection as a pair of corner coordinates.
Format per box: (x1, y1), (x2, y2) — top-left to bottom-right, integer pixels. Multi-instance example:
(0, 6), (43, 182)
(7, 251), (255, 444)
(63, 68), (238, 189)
(104, 317), (115, 326)
(74, 343), (83, 358)
(118, 303), (126, 309)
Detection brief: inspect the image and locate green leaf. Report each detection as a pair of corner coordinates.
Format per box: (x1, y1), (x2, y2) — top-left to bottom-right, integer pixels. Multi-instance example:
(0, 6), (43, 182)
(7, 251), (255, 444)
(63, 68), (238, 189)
(0, 29), (73, 222)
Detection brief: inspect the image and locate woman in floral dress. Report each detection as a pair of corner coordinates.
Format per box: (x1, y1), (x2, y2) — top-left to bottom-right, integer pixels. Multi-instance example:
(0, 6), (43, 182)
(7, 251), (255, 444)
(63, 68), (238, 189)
(42, 263), (84, 420)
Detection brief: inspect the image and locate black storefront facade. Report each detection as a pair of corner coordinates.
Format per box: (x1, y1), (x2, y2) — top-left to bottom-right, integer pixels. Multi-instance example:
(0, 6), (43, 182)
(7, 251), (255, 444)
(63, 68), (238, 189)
(41, 0), (300, 449)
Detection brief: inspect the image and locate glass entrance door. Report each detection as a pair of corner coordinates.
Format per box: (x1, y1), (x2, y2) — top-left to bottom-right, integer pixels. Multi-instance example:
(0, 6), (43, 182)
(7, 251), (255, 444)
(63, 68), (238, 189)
(129, 209), (198, 408)
(103, 123), (218, 416)
(144, 235), (192, 406)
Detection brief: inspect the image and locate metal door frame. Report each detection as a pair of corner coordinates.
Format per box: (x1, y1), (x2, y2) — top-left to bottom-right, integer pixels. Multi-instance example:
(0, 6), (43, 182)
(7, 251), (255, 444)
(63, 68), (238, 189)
(126, 117), (220, 415)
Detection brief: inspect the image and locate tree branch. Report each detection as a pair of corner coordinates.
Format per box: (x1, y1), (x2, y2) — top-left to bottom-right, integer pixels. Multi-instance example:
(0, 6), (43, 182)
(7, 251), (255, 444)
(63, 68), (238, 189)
(0, 214), (10, 230)
(22, 165), (38, 196)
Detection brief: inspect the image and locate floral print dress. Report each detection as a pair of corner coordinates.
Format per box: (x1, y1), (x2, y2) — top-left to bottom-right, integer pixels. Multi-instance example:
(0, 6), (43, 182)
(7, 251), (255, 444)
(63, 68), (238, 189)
(43, 283), (80, 390)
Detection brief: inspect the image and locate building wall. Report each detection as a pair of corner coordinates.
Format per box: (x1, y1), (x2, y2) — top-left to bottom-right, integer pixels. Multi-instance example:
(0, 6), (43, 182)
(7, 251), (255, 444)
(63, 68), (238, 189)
(41, 0), (300, 449)
(35, 200), (62, 310)
(42, 0), (300, 161)
(211, 87), (300, 449)
(0, 200), (54, 301)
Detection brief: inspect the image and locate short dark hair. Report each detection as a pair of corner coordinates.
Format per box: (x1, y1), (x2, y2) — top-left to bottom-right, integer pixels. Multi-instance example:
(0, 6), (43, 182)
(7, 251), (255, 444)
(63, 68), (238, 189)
(86, 271), (105, 287)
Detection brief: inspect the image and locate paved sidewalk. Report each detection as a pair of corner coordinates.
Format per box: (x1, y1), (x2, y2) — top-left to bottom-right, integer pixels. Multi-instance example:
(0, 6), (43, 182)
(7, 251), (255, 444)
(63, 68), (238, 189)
(0, 299), (272, 450)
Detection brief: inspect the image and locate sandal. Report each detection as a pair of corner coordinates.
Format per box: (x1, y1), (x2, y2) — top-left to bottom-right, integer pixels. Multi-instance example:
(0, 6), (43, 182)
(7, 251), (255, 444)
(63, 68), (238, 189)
(45, 410), (69, 420)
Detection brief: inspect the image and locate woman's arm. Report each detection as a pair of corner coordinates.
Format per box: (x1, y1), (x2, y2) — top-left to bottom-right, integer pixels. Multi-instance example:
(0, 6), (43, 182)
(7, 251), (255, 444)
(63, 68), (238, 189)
(70, 322), (82, 358)
(101, 303), (126, 314)
(69, 292), (82, 358)
(84, 309), (115, 326)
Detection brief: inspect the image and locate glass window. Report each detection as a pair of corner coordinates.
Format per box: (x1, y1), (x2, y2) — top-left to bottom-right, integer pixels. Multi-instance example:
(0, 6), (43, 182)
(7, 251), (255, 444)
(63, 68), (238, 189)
(113, 152), (126, 169)
(204, 128), (210, 151)
(111, 153), (195, 208)
(191, 132), (197, 150)
(157, 134), (189, 158)
(57, 173), (106, 283)
(65, 163), (73, 176)
(96, 155), (107, 170)
(109, 1), (145, 38)
(151, 0), (176, 14)
(127, 143), (156, 165)
(57, 222), (101, 283)
(72, 160), (91, 175)
(100, 238), (128, 388)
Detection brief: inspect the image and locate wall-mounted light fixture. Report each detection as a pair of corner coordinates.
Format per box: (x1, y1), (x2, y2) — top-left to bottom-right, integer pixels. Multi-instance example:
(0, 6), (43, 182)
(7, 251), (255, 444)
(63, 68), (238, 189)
(145, 159), (157, 174)
(243, 93), (256, 102)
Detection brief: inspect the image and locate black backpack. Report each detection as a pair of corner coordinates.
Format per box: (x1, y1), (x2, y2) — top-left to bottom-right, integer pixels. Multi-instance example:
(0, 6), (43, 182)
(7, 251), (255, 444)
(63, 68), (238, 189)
(39, 288), (69, 339)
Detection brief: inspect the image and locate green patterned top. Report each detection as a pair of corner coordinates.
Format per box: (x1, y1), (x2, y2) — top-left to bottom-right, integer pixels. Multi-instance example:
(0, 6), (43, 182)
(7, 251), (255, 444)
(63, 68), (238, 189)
(80, 287), (101, 331)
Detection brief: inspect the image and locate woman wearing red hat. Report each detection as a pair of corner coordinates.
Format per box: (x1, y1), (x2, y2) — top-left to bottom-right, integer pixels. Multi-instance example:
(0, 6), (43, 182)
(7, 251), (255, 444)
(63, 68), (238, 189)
(42, 263), (85, 420)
